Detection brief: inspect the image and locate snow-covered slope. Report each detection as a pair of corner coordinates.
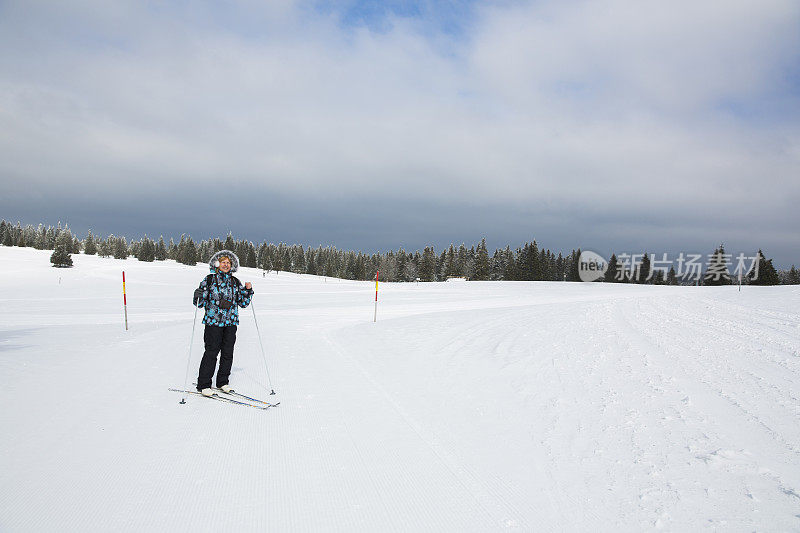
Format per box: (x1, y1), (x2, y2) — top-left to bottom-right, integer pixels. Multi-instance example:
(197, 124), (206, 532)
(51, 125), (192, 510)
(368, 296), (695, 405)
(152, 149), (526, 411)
(0, 247), (798, 531)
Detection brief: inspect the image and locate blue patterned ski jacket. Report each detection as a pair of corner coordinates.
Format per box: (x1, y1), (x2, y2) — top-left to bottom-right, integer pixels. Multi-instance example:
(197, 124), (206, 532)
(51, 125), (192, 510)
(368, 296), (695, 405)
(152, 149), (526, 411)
(196, 270), (254, 326)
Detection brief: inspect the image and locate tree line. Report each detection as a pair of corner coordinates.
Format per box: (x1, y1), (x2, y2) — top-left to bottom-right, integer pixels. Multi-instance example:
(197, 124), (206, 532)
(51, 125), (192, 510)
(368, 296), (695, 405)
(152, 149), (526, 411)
(1, 219), (797, 285)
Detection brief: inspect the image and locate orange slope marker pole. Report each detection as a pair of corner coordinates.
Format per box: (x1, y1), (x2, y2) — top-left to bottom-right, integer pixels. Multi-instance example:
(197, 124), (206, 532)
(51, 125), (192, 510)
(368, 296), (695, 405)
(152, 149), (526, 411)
(122, 271), (129, 330)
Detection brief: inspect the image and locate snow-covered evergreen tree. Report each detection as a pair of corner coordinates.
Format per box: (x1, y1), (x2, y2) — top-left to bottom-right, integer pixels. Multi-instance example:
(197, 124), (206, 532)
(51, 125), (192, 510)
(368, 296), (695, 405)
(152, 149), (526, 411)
(136, 236), (155, 262)
(14, 222), (25, 247)
(113, 236), (129, 259)
(474, 238), (490, 280)
(84, 230), (97, 255)
(787, 265), (800, 285)
(34, 224), (46, 250)
(155, 236), (167, 260)
(224, 233), (236, 252)
(637, 252), (651, 283)
(604, 254), (620, 282)
(667, 266), (678, 285)
(167, 238), (177, 260)
(98, 236), (111, 257)
(748, 250), (780, 285)
(403, 255), (419, 281)
(566, 249), (581, 282)
(419, 247), (436, 281)
(1, 222), (12, 246)
(456, 244), (467, 277)
(704, 244), (731, 286)
(289, 244), (303, 272)
(176, 235), (198, 265)
(50, 229), (73, 267)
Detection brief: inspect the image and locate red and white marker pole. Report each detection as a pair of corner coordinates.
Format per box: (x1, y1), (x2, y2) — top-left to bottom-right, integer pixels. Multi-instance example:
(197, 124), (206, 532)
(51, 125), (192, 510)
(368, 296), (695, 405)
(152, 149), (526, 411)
(122, 271), (129, 330)
(374, 270), (379, 323)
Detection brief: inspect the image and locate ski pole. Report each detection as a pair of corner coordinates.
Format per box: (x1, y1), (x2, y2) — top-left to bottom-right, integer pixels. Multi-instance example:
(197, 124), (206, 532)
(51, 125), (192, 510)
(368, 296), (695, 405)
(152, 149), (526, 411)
(250, 301), (276, 395)
(180, 304), (200, 404)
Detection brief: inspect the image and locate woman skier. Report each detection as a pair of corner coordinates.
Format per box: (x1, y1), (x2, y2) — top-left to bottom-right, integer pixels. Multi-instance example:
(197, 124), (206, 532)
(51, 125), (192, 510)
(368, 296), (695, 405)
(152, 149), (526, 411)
(192, 250), (254, 396)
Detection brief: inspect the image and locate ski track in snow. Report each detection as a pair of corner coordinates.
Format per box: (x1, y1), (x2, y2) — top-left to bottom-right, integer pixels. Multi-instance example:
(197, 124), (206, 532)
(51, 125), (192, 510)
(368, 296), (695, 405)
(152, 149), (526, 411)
(0, 247), (799, 531)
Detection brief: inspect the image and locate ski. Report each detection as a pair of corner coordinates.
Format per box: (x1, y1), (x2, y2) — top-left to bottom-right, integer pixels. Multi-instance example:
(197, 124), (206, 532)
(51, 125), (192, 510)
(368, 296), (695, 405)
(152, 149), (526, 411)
(210, 387), (280, 407)
(191, 383), (280, 407)
(169, 388), (272, 410)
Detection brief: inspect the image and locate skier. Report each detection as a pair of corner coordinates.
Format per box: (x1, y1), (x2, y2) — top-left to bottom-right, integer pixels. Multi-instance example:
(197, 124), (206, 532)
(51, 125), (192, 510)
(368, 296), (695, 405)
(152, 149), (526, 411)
(192, 250), (254, 397)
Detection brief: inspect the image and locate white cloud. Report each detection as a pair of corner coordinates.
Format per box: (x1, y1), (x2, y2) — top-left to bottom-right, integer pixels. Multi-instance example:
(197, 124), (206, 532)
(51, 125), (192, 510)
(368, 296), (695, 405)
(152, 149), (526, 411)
(0, 0), (798, 251)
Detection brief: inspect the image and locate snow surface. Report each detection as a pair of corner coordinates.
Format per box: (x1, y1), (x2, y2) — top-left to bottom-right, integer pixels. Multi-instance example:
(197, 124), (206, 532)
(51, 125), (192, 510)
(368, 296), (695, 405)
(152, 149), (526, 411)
(1, 246), (799, 531)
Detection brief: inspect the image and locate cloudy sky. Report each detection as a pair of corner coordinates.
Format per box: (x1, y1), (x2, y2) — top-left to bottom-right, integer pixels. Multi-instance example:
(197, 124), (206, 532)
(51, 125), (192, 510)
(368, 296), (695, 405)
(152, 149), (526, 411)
(1, 0), (798, 265)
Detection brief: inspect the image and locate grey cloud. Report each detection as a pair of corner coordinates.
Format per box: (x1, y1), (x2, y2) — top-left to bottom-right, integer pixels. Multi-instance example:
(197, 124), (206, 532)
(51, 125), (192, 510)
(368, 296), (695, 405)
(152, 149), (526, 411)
(0, 0), (798, 265)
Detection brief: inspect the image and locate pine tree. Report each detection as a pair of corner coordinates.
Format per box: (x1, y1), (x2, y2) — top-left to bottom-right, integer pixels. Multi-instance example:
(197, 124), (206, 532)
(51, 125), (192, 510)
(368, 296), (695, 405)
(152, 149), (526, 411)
(185, 237), (198, 265)
(555, 252), (565, 281)
(542, 247), (551, 280)
(50, 246), (73, 267)
(748, 250), (780, 285)
(389, 249), (403, 282)
(667, 266), (678, 285)
(604, 254), (620, 282)
(3, 228), (13, 246)
(306, 249), (317, 276)
(566, 249), (581, 282)
(113, 236), (129, 259)
(404, 256), (419, 281)
(488, 249), (503, 280)
(456, 244), (467, 277)
(704, 244), (731, 286)
(444, 245), (456, 278)
(224, 233), (236, 252)
(527, 241), (540, 280)
(21, 224), (36, 248)
(98, 236), (111, 257)
(291, 245), (304, 272)
(167, 238), (178, 260)
(137, 236), (155, 262)
(258, 243), (273, 272)
(84, 230), (97, 255)
(176, 235), (186, 263)
(176, 235), (198, 265)
(788, 265), (800, 285)
(419, 247), (436, 281)
(46, 225), (56, 249)
(473, 238), (490, 280)
(156, 236), (167, 260)
(638, 253), (651, 284)
(50, 229), (73, 267)
(34, 224), (46, 249)
(273, 244), (284, 272)
(503, 246), (516, 280)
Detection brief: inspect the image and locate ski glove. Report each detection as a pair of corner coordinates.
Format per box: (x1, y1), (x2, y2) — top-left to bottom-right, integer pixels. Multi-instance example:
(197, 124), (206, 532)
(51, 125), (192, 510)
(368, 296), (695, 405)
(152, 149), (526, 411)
(193, 288), (203, 306)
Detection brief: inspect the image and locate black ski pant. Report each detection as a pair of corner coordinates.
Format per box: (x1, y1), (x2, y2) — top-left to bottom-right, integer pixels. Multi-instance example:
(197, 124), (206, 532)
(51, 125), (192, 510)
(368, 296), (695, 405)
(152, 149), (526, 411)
(197, 325), (237, 390)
